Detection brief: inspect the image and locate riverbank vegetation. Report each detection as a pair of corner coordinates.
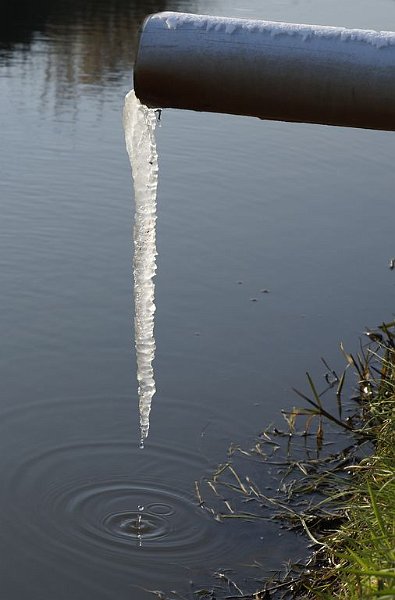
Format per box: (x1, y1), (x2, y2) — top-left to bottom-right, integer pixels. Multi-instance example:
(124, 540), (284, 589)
(292, 321), (395, 599)
(149, 321), (395, 600)
(195, 321), (395, 599)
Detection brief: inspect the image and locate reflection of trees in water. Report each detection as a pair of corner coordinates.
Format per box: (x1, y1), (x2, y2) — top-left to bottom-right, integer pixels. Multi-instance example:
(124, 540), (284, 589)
(2, 0), (198, 88)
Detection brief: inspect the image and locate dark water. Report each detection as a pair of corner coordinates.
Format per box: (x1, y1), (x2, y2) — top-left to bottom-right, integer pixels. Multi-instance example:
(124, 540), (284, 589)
(1, 0), (394, 598)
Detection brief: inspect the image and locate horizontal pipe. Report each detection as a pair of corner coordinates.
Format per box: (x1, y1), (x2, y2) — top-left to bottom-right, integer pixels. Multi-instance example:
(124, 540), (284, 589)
(134, 12), (395, 131)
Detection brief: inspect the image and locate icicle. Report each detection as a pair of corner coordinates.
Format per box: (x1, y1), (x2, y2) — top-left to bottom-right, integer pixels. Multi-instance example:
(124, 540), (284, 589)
(123, 90), (158, 446)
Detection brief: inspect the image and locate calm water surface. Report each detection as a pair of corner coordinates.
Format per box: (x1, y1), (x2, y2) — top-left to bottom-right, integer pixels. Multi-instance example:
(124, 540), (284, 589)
(1, 0), (394, 598)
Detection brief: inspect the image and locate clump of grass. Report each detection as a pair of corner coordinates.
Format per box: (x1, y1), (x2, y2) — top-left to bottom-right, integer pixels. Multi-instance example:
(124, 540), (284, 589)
(194, 321), (395, 599)
(298, 322), (395, 599)
(146, 322), (395, 600)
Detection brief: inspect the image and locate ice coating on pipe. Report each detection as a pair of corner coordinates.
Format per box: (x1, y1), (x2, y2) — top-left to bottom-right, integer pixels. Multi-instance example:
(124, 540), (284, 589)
(123, 90), (158, 447)
(159, 11), (395, 49)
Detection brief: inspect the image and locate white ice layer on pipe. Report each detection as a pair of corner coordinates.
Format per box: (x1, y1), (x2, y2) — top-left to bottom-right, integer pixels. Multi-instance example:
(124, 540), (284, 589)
(123, 90), (158, 447)
(159, 12), (395, 49)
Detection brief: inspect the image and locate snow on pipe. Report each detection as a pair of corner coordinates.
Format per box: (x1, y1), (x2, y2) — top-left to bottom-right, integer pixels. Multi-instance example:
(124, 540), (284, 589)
(134, 12), (395, 131)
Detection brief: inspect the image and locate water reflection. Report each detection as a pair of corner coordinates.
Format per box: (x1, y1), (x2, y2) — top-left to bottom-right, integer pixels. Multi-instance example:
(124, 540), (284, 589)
(1, 0), (198, 91)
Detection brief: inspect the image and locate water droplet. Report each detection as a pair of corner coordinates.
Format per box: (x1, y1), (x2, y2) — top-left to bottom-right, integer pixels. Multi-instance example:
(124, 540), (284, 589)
(138, 505), (144, 512)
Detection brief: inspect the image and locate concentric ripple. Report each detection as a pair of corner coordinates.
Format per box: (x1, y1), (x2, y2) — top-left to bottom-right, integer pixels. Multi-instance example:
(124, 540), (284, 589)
(103, 511), (165, 540)
(37, 472), (216, 556)
(101, 489), (178, 544)
(0, 395), (267, 596)
(0, 394), (296, 599)
(5, 443), (222, 565)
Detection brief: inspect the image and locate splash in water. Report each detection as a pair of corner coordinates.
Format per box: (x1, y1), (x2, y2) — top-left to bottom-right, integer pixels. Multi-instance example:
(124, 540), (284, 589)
(123, 90), (159, 448)
(137, 504), (144, 547)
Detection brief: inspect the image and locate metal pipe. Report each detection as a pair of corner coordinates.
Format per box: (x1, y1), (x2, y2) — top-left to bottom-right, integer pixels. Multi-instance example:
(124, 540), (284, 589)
(134, 12), (395, 131)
